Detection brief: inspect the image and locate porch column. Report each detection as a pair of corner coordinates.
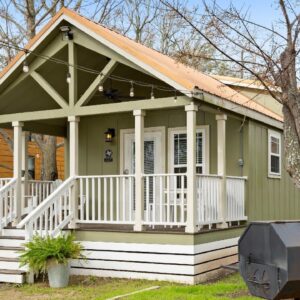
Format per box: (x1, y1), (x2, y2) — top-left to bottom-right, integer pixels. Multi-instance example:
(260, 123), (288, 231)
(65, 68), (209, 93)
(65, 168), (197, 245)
(12, 121), (24, 224)
(133, 109), (145, 232)
(185, 103), (198, 233)
(216, 114), (228, 228)
(68, 116), (79, 228)
(21, 132), (28, 214)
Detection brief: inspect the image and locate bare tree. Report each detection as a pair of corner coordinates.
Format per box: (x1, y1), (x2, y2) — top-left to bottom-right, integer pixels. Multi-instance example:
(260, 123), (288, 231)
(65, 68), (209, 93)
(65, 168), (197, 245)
(0, 0), (122, 180)
(160, 0), (300, 187)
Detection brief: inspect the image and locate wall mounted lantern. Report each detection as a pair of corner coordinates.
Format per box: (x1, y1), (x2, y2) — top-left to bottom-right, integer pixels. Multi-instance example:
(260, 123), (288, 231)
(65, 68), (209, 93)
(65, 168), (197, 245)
(105, 128), (115, 142)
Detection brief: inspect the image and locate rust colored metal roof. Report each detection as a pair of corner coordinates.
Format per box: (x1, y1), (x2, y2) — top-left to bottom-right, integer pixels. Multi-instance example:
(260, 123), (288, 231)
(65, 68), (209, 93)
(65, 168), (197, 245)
(0, 8), (283, 123)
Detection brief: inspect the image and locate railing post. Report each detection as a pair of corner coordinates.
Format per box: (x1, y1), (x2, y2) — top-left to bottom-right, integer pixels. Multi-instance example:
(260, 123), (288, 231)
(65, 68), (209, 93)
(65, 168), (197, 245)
(185, 103), (198, 233)
(68, 116), (80, 228)
(12, 121), (24, 224)
(133, 109), (145, 231)
(216, 114), (228, 228)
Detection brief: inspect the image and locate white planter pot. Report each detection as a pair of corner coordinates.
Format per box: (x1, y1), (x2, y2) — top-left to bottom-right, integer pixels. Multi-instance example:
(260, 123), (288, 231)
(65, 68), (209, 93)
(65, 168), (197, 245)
(47, 262), (70, 288)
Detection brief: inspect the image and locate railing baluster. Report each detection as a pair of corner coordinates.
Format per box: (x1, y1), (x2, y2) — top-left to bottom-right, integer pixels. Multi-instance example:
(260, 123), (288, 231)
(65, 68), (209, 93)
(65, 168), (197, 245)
(98, 178), (101, 221)
(92, 178), (95, 221)
(104, 178), (107, 222)
(116, 177), (120, 222)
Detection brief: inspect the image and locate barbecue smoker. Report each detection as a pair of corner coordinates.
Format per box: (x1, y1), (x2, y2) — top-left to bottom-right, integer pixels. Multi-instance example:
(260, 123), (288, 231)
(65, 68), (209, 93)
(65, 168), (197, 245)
(239, 221), (300, 300)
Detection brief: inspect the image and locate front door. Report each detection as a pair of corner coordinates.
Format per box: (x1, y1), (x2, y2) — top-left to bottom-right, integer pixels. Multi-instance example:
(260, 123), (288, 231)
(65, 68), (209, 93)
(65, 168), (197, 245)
(122, 129), (163, 218)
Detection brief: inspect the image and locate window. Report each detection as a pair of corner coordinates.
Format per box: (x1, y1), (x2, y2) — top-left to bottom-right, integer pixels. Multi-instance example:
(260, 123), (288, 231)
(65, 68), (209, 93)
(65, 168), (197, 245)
(169, 127), (209, 188)
(28, 156), (35, 179)
(268, 130), (281, 177)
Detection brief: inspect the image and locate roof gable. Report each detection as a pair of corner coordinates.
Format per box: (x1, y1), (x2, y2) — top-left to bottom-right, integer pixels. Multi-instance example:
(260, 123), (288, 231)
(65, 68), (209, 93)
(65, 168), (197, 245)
(0, 7), (283, 123)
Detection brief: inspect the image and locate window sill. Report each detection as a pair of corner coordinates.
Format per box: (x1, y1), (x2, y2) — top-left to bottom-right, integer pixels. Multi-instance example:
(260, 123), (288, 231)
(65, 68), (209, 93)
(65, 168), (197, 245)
(268, 174), (281, 179)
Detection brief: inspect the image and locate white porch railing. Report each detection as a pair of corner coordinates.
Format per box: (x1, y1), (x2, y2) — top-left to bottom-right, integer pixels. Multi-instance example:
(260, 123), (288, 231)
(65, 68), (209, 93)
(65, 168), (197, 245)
(226, 176), (247, 222)
(77, 175), (135, 224)
(0, 178), (17, 230)
(143, 173), (187, 226)
(17, 177), (75, 238)
(196, 175), (221, 228)
(23, 180), (55, 213)
(0, 178), (12, 189)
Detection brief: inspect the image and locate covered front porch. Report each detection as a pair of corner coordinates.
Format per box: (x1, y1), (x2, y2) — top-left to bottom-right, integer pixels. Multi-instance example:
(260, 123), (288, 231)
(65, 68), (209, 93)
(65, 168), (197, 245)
(0, 103), (247, 237)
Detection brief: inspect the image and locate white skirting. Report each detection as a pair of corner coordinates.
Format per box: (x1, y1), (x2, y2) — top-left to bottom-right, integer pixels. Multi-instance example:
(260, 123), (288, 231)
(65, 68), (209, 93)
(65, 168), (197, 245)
(70, 237), (239, 284)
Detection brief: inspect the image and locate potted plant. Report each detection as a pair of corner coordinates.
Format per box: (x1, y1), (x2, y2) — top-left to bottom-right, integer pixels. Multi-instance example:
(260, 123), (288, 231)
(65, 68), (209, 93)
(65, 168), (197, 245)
(20, 233), (85, 288)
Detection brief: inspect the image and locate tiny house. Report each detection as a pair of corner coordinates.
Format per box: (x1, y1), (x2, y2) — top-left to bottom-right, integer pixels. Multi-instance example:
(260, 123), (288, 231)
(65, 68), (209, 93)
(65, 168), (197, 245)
(0, 8), (299, 285)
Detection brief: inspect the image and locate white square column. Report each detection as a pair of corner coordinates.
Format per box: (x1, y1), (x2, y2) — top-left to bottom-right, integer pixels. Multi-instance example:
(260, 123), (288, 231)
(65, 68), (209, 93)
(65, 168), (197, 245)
(68, 116), (80, 228)
(12, 121), (24, 223)
(216, 114), (228, 228)
(133, 109), (145, 231)
(185, 103), (198, 233)
(21, 132), (28, 214)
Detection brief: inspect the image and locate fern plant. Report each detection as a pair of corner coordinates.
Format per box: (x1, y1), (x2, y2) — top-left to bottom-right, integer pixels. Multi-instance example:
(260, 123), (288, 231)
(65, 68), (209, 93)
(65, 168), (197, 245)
(20, 234), (85, 275)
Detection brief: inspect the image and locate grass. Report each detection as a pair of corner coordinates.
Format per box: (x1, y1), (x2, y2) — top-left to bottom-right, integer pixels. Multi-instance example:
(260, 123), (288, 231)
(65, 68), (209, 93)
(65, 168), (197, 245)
(0, 273), (258, 300)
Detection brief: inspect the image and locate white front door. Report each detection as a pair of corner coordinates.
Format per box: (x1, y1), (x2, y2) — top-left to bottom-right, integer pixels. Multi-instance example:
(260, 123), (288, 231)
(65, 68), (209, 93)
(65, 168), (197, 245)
(122, 129), (164, 218)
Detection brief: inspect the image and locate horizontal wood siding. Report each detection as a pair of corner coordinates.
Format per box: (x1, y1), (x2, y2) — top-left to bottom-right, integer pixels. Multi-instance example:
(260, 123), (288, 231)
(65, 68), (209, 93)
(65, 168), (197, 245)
(247, 120), (300, 221)
(70, 238), (238, 284)
(0, 129), (64, 180)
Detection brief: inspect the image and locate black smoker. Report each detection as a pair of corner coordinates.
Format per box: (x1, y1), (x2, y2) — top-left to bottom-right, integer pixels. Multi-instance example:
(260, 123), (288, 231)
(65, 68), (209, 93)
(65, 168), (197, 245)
(239, 221), (300, 300)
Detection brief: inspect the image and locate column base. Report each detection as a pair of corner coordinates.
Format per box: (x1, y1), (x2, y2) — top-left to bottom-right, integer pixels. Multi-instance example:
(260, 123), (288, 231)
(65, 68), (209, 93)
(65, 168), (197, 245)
(68, 221), (79, 229)
(216, 222), (228, 229)
(185, 225), (198, 233)
(133, 224), (145, 231)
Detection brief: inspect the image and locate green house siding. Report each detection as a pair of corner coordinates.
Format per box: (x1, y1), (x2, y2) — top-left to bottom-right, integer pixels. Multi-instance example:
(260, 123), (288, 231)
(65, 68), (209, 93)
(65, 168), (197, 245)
(247, 120), (300, 221)
(77, 108), (243, 177)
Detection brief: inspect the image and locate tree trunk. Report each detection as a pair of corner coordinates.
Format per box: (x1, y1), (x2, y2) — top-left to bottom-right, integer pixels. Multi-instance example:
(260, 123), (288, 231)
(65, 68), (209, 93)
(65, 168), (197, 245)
(282, 103), (300, 188)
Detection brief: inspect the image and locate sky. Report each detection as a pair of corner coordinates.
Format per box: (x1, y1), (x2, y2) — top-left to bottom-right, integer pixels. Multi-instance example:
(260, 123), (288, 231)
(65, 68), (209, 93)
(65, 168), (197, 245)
(190, 0), (282, 28)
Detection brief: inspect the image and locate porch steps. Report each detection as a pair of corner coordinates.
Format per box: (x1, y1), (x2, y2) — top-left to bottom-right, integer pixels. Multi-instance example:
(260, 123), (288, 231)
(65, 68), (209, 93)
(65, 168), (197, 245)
(0, 229), (26, 284)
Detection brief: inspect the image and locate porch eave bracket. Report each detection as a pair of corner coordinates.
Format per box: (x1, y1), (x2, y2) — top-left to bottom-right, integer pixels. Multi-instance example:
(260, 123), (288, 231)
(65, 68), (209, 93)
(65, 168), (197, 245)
(31, 71), (69, 109)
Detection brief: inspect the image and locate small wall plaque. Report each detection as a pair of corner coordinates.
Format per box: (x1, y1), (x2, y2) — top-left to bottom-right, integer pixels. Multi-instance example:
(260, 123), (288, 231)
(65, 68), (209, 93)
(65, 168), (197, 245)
(104, 149), (113, 162)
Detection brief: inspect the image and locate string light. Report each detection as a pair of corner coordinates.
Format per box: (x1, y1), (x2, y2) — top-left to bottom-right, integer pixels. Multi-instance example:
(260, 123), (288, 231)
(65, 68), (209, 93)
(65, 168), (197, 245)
(0, 41), (196, 97)
(22, 60), (29, 73)
(23, 51), (29, 73)
(174, 90), (177, 102)
(98, 84), (104, 92)
(66, 72), (71, 84)
(151, 85), (155, 99)
(129, 81), (134, 97)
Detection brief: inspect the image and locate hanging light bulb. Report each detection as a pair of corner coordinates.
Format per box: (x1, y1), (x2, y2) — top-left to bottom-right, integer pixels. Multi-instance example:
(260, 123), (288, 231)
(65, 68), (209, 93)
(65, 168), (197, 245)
(23, 60), (29, 73)
(98, 84), (104, 92)
(66, 72), (71, 84)
(130, 81), (134, 97)
(174, 90), (177, 102)
(150, 85), (155, 99)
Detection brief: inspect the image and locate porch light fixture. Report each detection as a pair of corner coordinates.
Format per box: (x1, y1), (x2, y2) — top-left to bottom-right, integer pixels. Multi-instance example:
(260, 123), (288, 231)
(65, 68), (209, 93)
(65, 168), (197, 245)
(105, 128), (115, 142)
(66, 72), (71, 84)
(60, 26), (74, 40)
(129, 81), (134, 97)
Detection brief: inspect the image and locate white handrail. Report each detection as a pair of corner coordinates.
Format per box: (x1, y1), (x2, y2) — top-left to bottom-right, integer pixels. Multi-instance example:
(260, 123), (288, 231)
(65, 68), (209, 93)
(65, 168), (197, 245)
(0, 178), (17, 230)
(17, 176), (75, 237)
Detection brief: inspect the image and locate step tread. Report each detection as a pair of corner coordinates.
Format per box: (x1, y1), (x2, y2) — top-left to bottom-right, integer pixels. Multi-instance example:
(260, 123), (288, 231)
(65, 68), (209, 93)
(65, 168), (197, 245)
(0, 236), (25, 240)
(0, 246), (24, 251)
(0, 269), (26, 275)
(0, 257), (19, 262)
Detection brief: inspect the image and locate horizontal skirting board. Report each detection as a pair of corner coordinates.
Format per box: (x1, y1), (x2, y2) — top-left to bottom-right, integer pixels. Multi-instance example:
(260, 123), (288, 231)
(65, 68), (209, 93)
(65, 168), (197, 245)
(71, 237), (239, 284)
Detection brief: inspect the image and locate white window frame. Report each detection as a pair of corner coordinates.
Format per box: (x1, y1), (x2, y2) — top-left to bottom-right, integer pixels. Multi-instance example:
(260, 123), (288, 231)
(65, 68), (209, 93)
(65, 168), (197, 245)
(168, 126), (210, 174)
(120, 127), (166, 175)
(268, 129), (281, 178)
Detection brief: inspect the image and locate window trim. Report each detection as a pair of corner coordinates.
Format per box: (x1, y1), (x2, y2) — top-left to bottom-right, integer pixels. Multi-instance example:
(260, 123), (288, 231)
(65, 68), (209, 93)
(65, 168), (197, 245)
(268, 129), (281, 178)
(168, 126), (210, 174)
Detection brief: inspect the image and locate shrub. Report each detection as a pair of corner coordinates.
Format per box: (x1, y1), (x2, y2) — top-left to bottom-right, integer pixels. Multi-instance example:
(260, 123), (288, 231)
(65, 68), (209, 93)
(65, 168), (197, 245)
(20, 234), (85, 274)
